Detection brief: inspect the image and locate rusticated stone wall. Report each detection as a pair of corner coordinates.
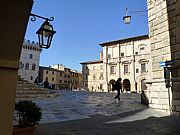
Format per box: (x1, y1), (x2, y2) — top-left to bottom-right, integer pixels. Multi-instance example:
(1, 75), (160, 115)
(147, 0), (180, 116)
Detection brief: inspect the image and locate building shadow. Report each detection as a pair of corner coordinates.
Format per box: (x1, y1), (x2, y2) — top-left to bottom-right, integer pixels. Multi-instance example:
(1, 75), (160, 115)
(34, 108), (179, 135)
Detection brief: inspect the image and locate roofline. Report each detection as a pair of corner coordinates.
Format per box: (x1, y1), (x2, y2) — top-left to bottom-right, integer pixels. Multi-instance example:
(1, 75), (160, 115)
(80, 60), (103, 65)
(99, 34), (149, 47)
(39, 66), (60, 72)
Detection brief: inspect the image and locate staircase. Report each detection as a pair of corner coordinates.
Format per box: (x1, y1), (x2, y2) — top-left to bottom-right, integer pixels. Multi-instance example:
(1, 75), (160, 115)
(16, 78), (59, 99)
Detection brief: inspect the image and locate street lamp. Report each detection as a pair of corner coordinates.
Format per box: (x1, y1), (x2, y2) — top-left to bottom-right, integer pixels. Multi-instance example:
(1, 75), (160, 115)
(30, 13), (56, 49)
(123, 16), (131, 24)
(36, 20), (56, 49)
(123, 7), (147, 24)
(123, 7), (131, 24)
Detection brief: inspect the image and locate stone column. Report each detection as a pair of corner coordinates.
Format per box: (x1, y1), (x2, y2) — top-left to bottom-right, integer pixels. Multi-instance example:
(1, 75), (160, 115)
(0, 1), (33, 134)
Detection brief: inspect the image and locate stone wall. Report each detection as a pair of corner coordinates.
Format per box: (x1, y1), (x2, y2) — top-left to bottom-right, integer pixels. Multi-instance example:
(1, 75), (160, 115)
(167, 0), (180, 116)
(147, 0), (180, 115)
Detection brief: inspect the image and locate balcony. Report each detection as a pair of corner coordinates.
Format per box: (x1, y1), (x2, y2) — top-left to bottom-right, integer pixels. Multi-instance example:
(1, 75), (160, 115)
(135, 54), (151, 61)
(107, 58), (118, 65)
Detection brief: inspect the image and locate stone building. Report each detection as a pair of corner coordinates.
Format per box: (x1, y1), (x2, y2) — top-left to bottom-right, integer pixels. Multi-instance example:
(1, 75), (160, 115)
(145, 0), (180, 115)
(18, 40), (41, 83)
(81, 35), (151, 93)
(80, 60), (104, 92)
(39, 65), (82, 90)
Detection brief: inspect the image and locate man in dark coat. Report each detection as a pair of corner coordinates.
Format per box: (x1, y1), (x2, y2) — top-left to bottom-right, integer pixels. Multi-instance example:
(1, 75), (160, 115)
(43, 78), (49, 88)
(114, 78), (123, 100)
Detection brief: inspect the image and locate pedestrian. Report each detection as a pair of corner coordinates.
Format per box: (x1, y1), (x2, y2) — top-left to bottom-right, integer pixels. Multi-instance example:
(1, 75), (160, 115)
(114, 78), (123, 101)
(43, 78), (49, 88)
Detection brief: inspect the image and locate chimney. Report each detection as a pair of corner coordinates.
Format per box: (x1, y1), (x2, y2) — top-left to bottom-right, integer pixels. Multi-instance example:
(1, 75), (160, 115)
(100, 51), (103, 60)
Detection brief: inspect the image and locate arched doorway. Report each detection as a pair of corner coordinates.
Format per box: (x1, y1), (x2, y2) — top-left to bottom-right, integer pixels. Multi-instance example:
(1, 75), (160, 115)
(141, 79), (147, 91)
(123, 79), (131, 92)
(108, 79), (116, 92)
(141, 79), (148, 106)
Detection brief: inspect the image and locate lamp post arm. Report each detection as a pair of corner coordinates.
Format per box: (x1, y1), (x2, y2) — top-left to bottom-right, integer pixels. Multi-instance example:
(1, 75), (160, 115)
(30, 13), (54, 22)
(130, 10), (147, 13)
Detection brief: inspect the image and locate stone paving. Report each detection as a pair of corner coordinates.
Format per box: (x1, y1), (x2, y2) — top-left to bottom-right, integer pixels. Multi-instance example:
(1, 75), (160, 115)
(33, 90), (180, 135)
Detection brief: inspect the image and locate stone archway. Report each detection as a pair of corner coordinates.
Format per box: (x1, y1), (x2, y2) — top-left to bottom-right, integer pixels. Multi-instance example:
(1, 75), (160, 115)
(108, 79), (116, 92)
(123, 79), (131, 92)
(141, 79), (147, 91)
(141, 79), (148, 106)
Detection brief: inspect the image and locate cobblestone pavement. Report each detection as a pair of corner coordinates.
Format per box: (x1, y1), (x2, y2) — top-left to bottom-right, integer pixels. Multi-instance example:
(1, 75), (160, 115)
(34, 90), (180, 135)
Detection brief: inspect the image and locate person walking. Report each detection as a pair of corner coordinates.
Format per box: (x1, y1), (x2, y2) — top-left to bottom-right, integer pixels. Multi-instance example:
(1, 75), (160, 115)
(114, 78), (123, 101)
(43, 78), (49, 88)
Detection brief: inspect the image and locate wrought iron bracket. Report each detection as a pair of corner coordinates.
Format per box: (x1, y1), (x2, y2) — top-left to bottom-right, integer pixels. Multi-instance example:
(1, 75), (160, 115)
(30, 13), (54, 22)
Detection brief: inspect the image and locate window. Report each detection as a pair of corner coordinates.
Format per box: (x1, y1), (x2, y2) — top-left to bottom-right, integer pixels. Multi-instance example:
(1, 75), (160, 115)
(121, 53), (124, 57)
(100, 73), (103, 79)
(52, 77), (54, 81)
(140, 47), (145, 54)
(68, 81), (70, 84)
(93, 66), (96, 70)
(29, 54), (33, 59)
(32, 64), (36, 70)
(108, 54), (111, 59)
(124, 65), (128, 73)
(85, 74), (88, 80)
(19, 62), (24, 69)
(46, 71), (48, 74)
(135, 52), (138, 55)
(60, 72), (62, 76)
(30, 76), (33, 80)
(59, 80), (62, 83)
(93, 74), (96, 80)
(25, 63), (29, 70)
(136, 69), (139, 73)
(141, 63), (146, 72)
(110, 66), (115, 74)
(52, 71), (54, 75)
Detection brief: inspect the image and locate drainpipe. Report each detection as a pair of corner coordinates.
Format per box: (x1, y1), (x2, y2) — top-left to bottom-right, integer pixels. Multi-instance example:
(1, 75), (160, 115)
(119, 43), (121, 78)
(132, 40), (137, 92)
(106, 46), (109, 92)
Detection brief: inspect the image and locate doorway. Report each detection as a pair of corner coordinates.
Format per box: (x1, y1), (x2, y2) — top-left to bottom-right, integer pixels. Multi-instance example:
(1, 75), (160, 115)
(123, 79), (131, 92)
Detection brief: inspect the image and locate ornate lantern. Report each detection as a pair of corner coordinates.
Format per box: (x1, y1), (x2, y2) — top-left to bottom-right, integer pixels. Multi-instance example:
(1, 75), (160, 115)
(36, 20), (56, 49)
(123, 15), (131, 24)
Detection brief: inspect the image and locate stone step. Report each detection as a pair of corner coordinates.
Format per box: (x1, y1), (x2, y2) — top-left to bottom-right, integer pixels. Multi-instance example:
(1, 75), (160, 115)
(16, 87), (43, 91)
(16, 90), (52, 94)
(16, 78), (59, 99)
(16, 93), (59, 99)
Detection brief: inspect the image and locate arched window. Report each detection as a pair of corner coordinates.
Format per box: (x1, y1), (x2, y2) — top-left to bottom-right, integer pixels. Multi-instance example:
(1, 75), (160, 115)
(29, 54), (33, 59)
(19, 62), (24, 69)
(32, 64), (36, 70)
(25, 63), (29, 70)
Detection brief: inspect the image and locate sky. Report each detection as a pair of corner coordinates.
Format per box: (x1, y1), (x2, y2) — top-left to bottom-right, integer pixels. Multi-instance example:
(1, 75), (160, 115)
(25, 0), (148, 71)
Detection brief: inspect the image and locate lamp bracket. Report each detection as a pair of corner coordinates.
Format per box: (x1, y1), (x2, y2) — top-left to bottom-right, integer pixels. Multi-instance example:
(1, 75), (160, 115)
(125, 7), (147, 16)
(30, 13), (54, 22)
